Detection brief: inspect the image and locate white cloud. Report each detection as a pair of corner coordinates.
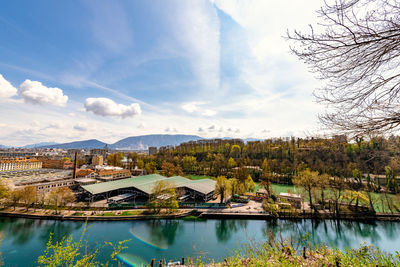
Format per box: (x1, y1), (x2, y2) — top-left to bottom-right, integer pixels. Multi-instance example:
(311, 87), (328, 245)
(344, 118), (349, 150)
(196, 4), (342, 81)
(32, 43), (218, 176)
(84, 97), (141, 118)
(182, 101), (217, 116)
(202, 109), (217, 116)
(19, 80), (68, 106)
(74, 123), (88, 131)
(208, 125), (215, 131)
(0, 74), (17, 99)
(182, 102), (203, 113)
(167, 1), (220, 91)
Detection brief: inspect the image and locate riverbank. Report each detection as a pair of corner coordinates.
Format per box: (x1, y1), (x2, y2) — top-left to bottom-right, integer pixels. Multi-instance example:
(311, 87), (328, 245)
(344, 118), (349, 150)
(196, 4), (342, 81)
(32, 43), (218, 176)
(0, 208), (193, 221)
(1, 206), (400, 222)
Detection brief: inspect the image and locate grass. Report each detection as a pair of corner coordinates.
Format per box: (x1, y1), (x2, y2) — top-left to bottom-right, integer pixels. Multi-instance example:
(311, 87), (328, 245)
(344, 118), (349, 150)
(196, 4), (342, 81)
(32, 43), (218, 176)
(254, 183), (398, 213)
(181, 215), (207, 221)
(120, 210), (142, 216)
(195, 235), (400, 266)
(187, 175), (212, 180)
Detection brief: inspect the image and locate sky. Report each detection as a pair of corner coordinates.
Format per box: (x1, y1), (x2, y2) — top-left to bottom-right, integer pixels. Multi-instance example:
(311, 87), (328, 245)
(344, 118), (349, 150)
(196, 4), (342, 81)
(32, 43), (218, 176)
(0, 0), (326, 147)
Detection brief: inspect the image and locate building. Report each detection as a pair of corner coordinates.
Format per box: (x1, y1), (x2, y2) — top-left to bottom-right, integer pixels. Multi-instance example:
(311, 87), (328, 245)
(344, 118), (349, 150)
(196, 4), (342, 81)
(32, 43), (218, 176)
(0, 151), (38, 158)
(0, 158), (42, 171)
(90, 149), (107, 159)
(40, 158), (74, 169)
(80, 174), (216, 202)
(25, 179), (76, 193)
(278, 192), (302, 209)
(92, 155), (103, 166)
(97, 169), (131, 182)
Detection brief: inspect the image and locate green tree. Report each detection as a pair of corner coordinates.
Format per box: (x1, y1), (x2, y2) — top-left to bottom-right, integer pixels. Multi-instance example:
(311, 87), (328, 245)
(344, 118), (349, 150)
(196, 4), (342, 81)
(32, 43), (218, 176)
(20, 186), (36, 211)
(292, 169), (319, 211)
(145, 162), (157, 174)
(38, 224), (128, 267)
(48, 187), (75, 214)
(215, 176), (230, 204)
(62, 157), (71, 162)
(181, 156), (197, 173)
(8, 189), (23, 211)
(148, 180), (178, 214)
(106, 153), (124, 167)
(245, 175), (256, 192)
(137, 159), (145, 169)
(227, 157), (237, 169)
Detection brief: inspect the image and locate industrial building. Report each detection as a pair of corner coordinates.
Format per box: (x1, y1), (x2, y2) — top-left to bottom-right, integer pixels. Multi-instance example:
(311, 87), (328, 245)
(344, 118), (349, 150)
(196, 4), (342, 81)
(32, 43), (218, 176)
(0, 158), (42, 171)
(80, 174), (216, 203)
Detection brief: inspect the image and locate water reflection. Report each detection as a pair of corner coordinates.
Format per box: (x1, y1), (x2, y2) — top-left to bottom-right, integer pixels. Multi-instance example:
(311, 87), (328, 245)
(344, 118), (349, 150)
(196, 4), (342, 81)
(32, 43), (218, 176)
(0, 217), (399, 266)
(215, 220), (248, 243)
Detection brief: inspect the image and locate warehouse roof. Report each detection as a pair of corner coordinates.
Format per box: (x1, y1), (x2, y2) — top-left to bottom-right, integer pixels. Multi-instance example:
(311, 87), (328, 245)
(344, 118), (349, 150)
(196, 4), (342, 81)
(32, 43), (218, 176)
(81, 174), (216, 196)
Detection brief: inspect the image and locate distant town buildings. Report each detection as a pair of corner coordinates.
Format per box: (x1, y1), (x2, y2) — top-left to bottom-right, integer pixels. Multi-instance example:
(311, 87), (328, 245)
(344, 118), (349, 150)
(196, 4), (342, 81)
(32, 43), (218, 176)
(40, 158), (74, 169)
(0, 158), (42, 171)
(92, 155), (103, 166)
(0, 151), (38, 158)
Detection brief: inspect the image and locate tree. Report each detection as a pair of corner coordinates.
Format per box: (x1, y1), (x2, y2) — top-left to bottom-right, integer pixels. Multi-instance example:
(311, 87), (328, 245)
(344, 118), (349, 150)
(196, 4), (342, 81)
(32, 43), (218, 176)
(48, 187), (76, 214)
(59, 188), (76, 210)
(292, 169), (319, 211)
(62, 157), (70, 162)
(162, 161), (176, 177)
(245, 175), (256, 192)
(106, 153), (123, 167)
(385, 166), (398, 193)
(137, 159), (145, 169)
(20, 186), (36, 211)
(8, 189), (23, 211)
(215, 176), (230, 204)
(145, 162), (157, 174)
(148, 180), (178, 214)
(227, 157), (237, 169)
(38, 224), (128, 266)
(0, 179), (10, 206)
(288, 0), (400, 136)
(181, 156), (197, 173)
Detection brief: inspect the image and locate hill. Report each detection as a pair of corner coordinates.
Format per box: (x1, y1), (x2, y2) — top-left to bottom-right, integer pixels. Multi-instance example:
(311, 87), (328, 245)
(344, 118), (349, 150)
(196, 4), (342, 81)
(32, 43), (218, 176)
(40, 139), (107, 149)
(22, 142), (58, 148)
(110, 134), (203, 150)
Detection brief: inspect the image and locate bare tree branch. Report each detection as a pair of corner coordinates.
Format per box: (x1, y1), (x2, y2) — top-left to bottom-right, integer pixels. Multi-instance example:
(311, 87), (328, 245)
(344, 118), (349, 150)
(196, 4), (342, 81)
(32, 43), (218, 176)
(288, 0), (400, 138)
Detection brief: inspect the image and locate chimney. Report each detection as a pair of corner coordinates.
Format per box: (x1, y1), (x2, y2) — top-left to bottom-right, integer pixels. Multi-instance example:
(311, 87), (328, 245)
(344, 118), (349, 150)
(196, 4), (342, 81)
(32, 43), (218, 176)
(73, 151), (78, 179)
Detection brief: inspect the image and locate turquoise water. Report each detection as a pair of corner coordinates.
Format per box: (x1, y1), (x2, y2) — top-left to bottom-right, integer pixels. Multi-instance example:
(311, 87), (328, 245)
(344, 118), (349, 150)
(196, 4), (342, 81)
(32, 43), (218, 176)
(0, 217), (399, 266)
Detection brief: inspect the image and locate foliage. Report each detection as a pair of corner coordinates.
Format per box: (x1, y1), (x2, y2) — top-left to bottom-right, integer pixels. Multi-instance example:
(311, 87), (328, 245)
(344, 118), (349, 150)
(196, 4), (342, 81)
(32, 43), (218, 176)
(288, 0), (400, 136)
(215, 176), (230, 204)
(37, 223), (129, 267)
(148, 180), (178, 214)
(292, 169), (319, 210)
(203, 238), (400, 266)
(48, 187), (76, 214)
(106, 153), (124, 167)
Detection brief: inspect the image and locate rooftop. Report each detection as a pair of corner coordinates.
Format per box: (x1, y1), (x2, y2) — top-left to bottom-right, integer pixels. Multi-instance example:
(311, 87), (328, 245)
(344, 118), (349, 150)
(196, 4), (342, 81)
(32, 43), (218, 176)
(81, 174), (216, 196)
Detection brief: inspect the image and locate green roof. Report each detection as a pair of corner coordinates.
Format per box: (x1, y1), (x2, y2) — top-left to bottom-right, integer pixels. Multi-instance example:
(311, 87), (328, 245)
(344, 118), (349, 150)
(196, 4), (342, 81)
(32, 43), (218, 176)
(81, 174), (216, 196)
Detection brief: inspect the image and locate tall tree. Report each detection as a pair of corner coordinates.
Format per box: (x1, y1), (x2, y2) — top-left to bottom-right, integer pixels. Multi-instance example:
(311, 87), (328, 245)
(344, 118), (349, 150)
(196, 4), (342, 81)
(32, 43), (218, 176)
(288, 0), (400, 136)
(292, 169), (319, 211)
(215, 176), (230, 204)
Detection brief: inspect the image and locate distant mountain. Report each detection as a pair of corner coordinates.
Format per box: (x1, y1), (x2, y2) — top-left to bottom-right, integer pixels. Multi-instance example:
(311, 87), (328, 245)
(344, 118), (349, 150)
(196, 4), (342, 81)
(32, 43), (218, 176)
(0, 144), (8, 149)
(22, 142), (58, 148)
(40, 139), (107, 149)
(110, 134), (203, 150)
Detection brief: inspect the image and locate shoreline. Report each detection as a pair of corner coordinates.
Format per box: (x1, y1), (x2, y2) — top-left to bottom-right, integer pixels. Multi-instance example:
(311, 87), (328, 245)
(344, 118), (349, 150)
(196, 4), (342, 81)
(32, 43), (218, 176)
(1, 208), (400, 222)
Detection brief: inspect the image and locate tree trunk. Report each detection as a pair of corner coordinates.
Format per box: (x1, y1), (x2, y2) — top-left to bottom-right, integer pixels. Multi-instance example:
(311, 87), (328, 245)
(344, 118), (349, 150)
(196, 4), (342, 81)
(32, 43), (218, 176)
(308, 187), (313, 213)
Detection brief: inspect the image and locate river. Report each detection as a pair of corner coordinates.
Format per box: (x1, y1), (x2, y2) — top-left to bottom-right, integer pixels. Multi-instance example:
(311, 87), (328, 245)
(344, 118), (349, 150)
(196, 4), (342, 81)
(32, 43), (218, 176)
(0, 217), (399, 266)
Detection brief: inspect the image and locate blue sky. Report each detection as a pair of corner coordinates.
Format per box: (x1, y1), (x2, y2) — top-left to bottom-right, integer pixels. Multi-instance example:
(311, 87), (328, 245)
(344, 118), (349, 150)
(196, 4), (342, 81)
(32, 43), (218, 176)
(0, 0), (325, 146)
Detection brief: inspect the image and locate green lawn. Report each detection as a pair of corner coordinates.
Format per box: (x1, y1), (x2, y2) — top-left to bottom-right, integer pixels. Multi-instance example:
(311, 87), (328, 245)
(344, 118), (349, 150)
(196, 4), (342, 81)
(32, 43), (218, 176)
(254, 182), (396, 213)
(187, 175), (213, 180)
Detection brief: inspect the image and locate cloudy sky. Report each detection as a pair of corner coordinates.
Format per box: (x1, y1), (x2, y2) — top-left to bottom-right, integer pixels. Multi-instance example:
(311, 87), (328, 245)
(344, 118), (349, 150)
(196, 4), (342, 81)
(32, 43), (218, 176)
(0, 0), (325, 146)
